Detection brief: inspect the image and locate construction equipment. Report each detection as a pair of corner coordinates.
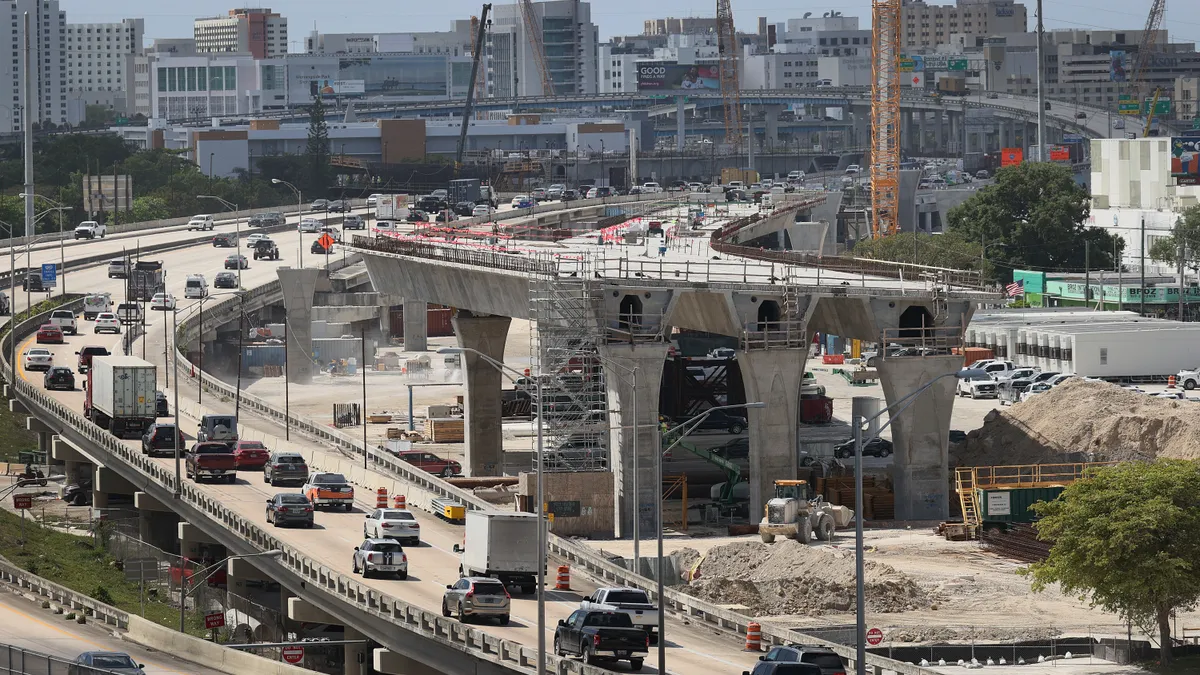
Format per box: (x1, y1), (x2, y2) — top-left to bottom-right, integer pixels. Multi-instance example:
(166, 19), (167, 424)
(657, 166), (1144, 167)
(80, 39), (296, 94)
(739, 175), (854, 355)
(758, 480), (840, 544)
(661, 428), (744, 505)
(715, 0), (744, 147)
(955, 461), (1115, 535)
(469, 15), (488, 97)
(869, 0), (901, 236)
(518, 0), (555, 96)
(456, 4), (491, 170)
(1130, 0), (1166, 137)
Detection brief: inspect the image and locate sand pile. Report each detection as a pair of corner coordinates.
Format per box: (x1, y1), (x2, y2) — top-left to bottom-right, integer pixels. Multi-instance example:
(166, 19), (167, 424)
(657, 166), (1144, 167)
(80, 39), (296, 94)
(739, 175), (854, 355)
(952, 379), (1200, 467)
(680, 540), (929, 616)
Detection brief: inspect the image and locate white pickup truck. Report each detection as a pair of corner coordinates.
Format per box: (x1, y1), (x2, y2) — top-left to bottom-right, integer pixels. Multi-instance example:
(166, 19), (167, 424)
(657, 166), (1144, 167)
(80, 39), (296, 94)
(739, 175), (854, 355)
(74, 221), (106, 239)
(48, 309), (78, 335)
(1177, 367), (1200, 390)
(579, 588), (660, 643)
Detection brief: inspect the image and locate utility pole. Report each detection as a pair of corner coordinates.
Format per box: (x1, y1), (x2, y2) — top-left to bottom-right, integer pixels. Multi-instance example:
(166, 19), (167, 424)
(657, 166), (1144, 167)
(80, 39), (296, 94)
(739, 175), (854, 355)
(22, 12), (33, 248)
(1035, 0), (1047, 162)
(1084, 240), (1090, 307)
(1140, 217), (1146, 315)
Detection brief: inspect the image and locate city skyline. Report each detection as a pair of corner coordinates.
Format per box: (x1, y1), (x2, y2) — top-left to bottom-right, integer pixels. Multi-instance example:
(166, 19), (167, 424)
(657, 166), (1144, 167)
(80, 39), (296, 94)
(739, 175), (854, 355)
(58, 0), (1200, 48)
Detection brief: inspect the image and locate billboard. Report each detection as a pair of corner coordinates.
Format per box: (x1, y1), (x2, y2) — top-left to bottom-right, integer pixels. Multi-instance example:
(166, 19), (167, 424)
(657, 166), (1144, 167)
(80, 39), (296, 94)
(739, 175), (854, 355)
(311, 79), (366, 96)
(636, 63), (720, 91)
(1000, 147), (1023, 167)
(1048, 146), (1071, 161)
(1109, 51), (1127, 82)
(1171, 137), (1200, 186)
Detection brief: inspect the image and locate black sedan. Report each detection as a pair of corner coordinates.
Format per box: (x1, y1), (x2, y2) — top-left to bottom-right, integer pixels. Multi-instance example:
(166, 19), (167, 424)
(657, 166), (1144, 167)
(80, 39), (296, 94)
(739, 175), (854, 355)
(142, 423), (185, 457)
(43, 366), (75, 391)
(712, 437), (749, 459)
(680, 409), (747, 434)
(453, 201), (476, 216)
(833, 437), (893, 459)
(224, 255), (249, 269)
(266, 493), (314, 528)
(407, 210), (428, 223)
(311, 240), (332, 255)
(214, 272), (239, 289)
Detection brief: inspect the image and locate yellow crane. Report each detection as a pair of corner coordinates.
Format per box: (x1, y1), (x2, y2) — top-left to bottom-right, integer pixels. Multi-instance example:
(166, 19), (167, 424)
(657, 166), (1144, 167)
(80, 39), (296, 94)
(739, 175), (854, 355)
(1131, 0), (1166, 137)
(870, 0), (902, 236)
(518, 0), (555, 96)
(716, 0), (744, 147)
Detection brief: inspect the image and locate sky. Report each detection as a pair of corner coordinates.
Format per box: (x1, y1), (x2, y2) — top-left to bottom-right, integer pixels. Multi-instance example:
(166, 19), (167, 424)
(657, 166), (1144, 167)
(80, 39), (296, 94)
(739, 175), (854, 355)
(59, 0), (1200, 48)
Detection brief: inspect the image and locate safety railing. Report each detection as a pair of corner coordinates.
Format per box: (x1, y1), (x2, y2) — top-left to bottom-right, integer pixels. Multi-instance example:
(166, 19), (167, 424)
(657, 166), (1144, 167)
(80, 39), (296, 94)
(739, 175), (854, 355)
(959, 462), (1117, 491)
(0, 640), (130, 675)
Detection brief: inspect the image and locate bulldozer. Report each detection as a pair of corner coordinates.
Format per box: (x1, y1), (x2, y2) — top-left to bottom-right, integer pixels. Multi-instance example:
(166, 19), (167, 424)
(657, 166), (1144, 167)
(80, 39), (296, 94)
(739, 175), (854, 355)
(758, 479), (842, 544)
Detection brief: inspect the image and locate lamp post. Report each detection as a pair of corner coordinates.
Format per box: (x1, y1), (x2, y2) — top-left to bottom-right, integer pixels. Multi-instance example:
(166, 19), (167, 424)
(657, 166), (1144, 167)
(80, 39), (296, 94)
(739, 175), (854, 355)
(660, 401), (764, 673)
(438, 346), (546, 675)
(196, 196), (241, 289)
(20, 194), (68, 297)
(849, 367), (975, 675)
(270, 179), (304, 268)
(179, 550), (282, 633)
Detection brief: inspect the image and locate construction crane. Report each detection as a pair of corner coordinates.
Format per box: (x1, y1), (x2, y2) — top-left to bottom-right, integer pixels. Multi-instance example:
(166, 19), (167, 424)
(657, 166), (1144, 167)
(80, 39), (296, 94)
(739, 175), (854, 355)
(716, 0), (744, 147)
(456, 4), (492, 171)
(469, 15), (488, 96)
(869, 0), (902, 237)
(1130, 0), (1166, 137)
(518, 0), (555, 96)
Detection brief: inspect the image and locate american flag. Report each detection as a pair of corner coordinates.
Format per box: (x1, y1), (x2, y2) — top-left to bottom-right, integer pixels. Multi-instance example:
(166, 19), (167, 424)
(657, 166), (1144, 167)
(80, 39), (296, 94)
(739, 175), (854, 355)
(1005, 279), (1025, 297)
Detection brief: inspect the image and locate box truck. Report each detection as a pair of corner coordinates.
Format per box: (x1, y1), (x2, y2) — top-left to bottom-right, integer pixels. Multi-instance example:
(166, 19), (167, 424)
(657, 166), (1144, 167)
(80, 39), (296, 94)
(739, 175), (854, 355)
(84, 355), (157, 438)
(453, 511), (540, 594)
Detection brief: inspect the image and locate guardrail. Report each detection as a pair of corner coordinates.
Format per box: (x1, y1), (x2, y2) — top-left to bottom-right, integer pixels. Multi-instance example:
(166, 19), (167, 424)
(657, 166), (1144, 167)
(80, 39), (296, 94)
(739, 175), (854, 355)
(0, 641), (126, 675)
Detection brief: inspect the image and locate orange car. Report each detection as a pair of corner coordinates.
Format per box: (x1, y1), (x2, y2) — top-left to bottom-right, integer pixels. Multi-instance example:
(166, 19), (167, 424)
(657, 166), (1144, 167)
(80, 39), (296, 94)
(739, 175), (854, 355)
(302, 472), (354, 511)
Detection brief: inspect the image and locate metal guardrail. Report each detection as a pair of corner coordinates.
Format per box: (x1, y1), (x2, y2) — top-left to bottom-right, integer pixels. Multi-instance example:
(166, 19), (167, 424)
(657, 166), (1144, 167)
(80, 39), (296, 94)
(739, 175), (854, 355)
(0, 639), (130, 675)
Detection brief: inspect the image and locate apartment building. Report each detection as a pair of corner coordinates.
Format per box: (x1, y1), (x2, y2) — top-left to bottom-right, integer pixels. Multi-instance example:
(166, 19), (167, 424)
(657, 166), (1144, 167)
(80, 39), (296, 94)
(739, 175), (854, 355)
(902, 0), (1026, 50)
(65, 18), (143, 116)
(0, 0), (67, 129)
(194, 7), (287, 58)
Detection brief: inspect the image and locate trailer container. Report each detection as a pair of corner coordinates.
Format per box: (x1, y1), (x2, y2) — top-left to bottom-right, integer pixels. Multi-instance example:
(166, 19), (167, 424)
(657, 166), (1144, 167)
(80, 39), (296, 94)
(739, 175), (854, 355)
(85, 355), (157, 438)
(978, 486), (1065, 525)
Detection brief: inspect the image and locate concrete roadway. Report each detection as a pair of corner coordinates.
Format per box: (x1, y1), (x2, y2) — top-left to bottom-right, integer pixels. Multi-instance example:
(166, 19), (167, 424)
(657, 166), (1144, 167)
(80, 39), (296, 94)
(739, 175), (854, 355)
(16, 211), (762, 674)
(0, 591), (227, 675)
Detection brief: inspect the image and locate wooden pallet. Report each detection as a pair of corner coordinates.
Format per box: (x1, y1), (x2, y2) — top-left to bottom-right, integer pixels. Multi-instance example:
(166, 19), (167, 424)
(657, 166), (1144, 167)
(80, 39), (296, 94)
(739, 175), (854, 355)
(425, 418), (465, 443)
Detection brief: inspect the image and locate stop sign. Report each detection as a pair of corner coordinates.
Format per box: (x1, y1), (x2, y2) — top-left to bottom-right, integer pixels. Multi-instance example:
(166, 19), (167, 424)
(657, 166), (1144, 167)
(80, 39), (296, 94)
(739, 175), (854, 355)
(866, 628), (884, 646)
(282, 646), (305, 664)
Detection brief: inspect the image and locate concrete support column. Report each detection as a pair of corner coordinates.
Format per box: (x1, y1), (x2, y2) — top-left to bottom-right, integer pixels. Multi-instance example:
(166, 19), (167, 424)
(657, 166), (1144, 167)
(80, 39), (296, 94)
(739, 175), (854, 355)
(598, 343), (669, 539)
(676, 96), (686, 153)
(764, 104), (783, 147)
(178, 521), (218, 560)
(63, 460), (83, 484)
(403, 299), (428, 352)
(900, 111), (912, 155)
(138, 509), (179, 552)
(875, 355), (960, 521)
(344, 627), (368, 675)
(374, 648), (444, 675)
(916, 112), (927, 154)
(452, 312), (511, 477)
(278, 267), (321, 385)
(935, 113), (946, 151)
(738, 347), (808, 520)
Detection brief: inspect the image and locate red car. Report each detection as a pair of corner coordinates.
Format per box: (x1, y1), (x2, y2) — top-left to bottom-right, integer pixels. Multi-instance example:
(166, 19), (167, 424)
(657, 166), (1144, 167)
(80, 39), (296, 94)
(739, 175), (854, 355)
(394, 449), (461, 477)
(233, 440), (270, 469)
(35, 324), (64, 344)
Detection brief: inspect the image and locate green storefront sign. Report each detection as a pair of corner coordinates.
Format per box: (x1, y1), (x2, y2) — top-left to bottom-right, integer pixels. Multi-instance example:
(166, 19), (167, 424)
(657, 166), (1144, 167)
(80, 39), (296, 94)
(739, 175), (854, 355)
(1046, 279), (1200, 305)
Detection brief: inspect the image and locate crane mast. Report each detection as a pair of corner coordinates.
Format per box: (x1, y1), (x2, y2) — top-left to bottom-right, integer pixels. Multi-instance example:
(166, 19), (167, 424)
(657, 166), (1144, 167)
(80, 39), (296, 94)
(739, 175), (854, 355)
(870, 0), (902, 236)
(519, 0), (555, 96)
(716, 0), (745, 147)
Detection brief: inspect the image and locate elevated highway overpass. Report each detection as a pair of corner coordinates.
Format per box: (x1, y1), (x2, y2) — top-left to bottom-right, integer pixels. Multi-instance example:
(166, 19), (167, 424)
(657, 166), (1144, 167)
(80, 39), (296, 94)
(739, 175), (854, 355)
(0, 195), (978, 675)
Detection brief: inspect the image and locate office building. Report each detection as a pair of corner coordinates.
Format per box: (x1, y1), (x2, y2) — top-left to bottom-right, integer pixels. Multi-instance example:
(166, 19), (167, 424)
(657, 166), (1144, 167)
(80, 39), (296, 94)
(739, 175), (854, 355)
(304, 24), (474, 56)
(643, 17), (717, 36)
(65, 18), (144, 117)
(0, 0), (67, 130)
(902, 0), (1027, 50)
(598, 44), (643, 93)
(490, 0), (599, 97)
(194, 7), (287, 58)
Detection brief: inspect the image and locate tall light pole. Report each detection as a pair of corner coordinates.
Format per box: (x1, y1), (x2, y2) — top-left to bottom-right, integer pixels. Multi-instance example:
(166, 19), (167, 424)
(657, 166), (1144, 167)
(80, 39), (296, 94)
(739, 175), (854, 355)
(21, 194), (69, 296)
(196, 196), (241, 289)
(439, 346), (546, 675)
(179, 550), (281, 633)
(849, 367), (974, 675)
(270, 178), (304, 268)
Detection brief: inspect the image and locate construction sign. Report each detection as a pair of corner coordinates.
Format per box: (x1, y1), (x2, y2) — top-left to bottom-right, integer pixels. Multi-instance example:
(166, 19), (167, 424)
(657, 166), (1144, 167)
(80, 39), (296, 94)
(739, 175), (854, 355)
(1000, 148), (1024, 167)
(905, 72), (925, 88)
(1048, 146), (1071, 161)
(317, 233), (335, 250)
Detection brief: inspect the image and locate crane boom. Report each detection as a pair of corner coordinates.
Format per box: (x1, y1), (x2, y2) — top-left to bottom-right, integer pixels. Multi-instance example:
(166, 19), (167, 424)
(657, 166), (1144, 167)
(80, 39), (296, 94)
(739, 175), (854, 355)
(456, 4), (492, 170)
(716, 0), (744, 147)
(519, 0), (555, 96)
(1130, 0), (1166, 100)
(870, 0), (902, 236)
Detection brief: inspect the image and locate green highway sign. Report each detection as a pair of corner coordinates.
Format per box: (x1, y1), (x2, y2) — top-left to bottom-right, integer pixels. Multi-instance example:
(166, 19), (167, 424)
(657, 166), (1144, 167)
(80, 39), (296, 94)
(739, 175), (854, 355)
(1143, 99), (1172, 115)
(1118, 98), (1141, 115)
(899, 58), (916, 72)
(948, 58), (968, 71)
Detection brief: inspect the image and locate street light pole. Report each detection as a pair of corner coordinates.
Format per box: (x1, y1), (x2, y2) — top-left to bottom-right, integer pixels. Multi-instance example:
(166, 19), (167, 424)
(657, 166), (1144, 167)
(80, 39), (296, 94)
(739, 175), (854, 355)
(179, 550), (282, 633)
(270, 179), (304, 268)
(172, 308), (181, 498)
(196, 196), (241, 288)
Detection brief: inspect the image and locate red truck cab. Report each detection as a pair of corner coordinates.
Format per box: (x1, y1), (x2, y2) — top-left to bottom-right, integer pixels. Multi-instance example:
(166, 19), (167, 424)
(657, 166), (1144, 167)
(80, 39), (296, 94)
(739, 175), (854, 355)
(185, 442), (238, 483)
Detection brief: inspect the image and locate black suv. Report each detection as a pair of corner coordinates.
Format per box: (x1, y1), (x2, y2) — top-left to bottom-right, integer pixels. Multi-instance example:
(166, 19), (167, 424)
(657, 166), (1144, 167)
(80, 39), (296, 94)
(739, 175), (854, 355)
(756, 645), (845, 675)
(156, 390), (169, 417)
(142, 423), (185, 457)
(249, 212), (284, 227)
(343, 214), (365, 230)
(253, 239), (280, 260)
(212, 233), (237, 247)
(417, 196), (445, 212)
(453, 201), (476, 216)
(43, 366), (75, 391)
(214, 271), (239, 289)
(833, 437), (892, 459)
(311, 239), (332, 255)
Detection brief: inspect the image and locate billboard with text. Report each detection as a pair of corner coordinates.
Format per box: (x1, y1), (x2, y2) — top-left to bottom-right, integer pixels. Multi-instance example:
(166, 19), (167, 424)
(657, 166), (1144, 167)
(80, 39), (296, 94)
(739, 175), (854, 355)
(1000, 147), (1023, 166)
(1172, 137), (1200, 186)
(636, 63), (720, 91)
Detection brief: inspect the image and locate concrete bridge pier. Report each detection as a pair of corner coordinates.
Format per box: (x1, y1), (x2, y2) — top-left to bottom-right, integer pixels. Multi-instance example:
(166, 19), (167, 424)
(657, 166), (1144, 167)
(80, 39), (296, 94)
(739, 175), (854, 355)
(178, 521), (221, 560)
(403, 299), (428, 351)
(598, 343), (669, 539)
(374, 647), (445, 675)
(135, 492), (180, 552)
(278, 267), (321, 385)
(875, 355), (960, 521)
(738, 348), (808, 520)
(764, 105), (784, 146)
(917, 112), (928, 154)
(453, 311), (511, 477)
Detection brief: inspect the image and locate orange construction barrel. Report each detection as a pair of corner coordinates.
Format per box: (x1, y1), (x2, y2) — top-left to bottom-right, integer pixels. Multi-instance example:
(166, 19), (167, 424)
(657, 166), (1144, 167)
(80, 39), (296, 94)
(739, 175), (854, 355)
(393, 494), (407, 509)
(376, 487), (389, 508)
(745, 622), (762, 651)
(555, 565), (571, 590)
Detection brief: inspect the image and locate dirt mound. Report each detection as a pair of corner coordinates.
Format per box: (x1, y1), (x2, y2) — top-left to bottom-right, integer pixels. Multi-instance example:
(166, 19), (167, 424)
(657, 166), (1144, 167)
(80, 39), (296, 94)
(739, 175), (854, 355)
(952, 379), (1200, 467)
(681, 540), (930, 616)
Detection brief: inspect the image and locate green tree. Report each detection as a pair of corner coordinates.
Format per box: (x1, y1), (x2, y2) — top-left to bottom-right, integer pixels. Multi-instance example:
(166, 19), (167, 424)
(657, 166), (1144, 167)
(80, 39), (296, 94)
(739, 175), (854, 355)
(850, 231), (991, 276)
(1027, 461), (1200, 665)
(946, 162), (1123, 282)
(304, 94), (330, 196)
(128, 196), (170, 223)
(1148, 205), (1200, 271)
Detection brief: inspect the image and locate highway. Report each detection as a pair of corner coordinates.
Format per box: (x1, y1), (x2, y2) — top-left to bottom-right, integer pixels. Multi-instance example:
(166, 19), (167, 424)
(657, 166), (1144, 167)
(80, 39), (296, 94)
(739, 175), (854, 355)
(12, 208), (764, 674)
(0, 591), (228, 675)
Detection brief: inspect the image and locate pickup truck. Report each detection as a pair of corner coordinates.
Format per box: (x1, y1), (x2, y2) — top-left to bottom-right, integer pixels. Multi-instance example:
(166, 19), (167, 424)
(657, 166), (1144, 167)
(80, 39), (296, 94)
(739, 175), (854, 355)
(74, 221), (106, 239)
(185, 442), (238, 483)
(580, 588), (661, 643)
(303, 472), (355, 511)
(553, 610), (648, 670)
(47, 309), (78, 335)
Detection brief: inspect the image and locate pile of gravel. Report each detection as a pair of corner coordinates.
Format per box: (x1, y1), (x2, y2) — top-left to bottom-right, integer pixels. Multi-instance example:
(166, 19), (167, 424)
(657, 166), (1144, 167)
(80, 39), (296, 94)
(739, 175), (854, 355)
(681, 540), (930, 617)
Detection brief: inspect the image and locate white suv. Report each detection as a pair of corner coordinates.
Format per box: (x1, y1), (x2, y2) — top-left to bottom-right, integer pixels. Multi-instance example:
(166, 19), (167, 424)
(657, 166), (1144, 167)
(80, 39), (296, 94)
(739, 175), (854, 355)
(186, 214), (215, 231)
(74, 221), (106, 239)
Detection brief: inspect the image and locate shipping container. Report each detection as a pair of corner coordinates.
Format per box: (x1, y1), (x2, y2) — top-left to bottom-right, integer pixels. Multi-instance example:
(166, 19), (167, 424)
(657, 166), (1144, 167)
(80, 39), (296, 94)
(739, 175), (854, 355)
(312, 337), (364, 364)
(388, 304), (455, 339)
(448, 178), (481, 205)
(978, 486), (1064, 525)
(241, 344), (286, 369)
(962, 347), (994, 365)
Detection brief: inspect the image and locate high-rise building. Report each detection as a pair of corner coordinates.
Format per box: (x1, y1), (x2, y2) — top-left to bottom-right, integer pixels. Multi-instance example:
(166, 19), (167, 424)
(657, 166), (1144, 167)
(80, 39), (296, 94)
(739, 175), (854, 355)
(489, 1), (598, 97)
(304, 24), (473, 56)
(901, 0), (1027, 50)
(194, 8), (287, 58)
(0, 0), (67, 130)
(643, 17), (717, 36)
(66, 18), (143, 118)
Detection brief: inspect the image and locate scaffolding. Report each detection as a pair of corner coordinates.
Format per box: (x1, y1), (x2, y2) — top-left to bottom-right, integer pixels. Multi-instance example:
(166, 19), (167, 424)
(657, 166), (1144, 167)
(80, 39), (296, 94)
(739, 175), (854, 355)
(529, 267), (610, 472)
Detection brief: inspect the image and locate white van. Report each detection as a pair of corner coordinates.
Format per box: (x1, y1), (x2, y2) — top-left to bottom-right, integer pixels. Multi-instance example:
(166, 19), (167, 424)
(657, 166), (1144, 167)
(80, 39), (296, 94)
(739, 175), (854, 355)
(184, 274), (208, 299)
(186, 214), (215, 231)
(82, 293), (112, 321)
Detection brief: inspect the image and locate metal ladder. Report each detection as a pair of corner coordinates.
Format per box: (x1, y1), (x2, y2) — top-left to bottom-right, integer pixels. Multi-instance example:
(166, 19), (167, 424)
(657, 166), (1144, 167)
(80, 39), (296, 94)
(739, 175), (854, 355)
(955, 467), (980, 529)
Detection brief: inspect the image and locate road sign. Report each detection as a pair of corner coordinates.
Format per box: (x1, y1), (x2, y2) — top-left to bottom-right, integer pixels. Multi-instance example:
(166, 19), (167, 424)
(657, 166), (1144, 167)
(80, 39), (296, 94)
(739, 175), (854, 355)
(40, 263), (56, 284)
(899, 58), (916, 72)
(317, 233), (335, 250)
(12, 494), (31, 510)
(204, 612), (225, 629)
(948, 58), (968, 71)
(281, 646), (305, 664)
(1144, 99), (1172, 115)
(123, 558), (158, 583)
(866, 628), (884, 646)
(1118, 96), (1141, 115)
